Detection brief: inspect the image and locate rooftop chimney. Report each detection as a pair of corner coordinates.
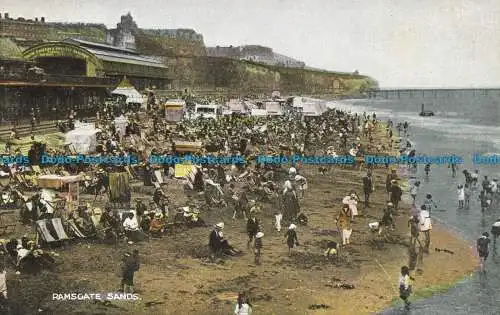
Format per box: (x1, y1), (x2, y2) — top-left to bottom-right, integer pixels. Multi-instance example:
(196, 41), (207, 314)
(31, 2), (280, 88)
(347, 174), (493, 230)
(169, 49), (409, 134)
(4, 13), (9, 19)
(35, 17), (38, 22)
(0, 13), (3, 19)
(41, 17), (45, 23)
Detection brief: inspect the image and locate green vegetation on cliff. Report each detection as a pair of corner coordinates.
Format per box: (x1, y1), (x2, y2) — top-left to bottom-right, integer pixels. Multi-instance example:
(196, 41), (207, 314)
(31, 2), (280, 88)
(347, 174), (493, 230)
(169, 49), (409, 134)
(165, 56), (377, 96)
(0, 38), (24, 60)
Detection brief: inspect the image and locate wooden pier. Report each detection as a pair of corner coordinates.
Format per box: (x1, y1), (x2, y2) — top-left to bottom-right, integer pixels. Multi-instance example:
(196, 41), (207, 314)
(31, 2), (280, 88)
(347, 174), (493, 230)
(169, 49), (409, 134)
(367, 88), (500, 99)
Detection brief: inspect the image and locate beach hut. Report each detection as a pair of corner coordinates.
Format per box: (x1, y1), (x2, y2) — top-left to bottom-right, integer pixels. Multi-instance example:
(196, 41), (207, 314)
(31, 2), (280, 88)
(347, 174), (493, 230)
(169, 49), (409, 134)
(163, 99), (186, 122)
(225, 99), (249, 115)
(264, 101), (284, 116)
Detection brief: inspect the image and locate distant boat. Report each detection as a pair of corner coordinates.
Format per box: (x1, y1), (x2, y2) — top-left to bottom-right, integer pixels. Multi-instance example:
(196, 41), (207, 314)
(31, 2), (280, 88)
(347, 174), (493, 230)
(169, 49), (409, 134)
(419, 103), (434, 116)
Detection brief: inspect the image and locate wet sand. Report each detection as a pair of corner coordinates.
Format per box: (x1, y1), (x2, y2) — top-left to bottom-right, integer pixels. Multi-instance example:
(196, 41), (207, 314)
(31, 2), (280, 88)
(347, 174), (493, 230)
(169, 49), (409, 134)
(6, 126), (477, 315)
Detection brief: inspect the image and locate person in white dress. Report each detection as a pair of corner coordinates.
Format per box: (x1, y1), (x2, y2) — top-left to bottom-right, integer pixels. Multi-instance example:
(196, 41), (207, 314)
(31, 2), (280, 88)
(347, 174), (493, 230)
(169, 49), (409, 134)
(234, 293), (252, 315)
(342, 193), (359, 219)
(419, 206), (432, 252)
(294, 174), (308, 199)
(457, 184), (465, 209)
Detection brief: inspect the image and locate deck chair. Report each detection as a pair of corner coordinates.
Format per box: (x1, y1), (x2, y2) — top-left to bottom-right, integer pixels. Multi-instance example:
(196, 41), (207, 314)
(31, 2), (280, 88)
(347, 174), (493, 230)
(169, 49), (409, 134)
(32, 165), (41, 174)
(0, 211), (17, 235)
(124, 166), (137, 179)
(14, 174), (28, 190)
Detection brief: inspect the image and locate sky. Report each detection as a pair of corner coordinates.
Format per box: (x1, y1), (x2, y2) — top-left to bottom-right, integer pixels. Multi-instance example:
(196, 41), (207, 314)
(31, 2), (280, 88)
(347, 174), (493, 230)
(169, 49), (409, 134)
(3, 0), (500, 88)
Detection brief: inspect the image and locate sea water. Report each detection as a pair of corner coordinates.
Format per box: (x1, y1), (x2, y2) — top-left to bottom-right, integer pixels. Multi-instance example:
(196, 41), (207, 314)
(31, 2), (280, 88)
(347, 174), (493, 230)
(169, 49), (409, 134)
(328, 90), (500, 315)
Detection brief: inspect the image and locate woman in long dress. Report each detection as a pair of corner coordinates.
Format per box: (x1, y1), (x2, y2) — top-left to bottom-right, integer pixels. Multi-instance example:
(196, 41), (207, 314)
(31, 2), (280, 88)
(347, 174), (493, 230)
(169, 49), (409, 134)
(282, 181), (299, 223)
(336, 204), (352, 246)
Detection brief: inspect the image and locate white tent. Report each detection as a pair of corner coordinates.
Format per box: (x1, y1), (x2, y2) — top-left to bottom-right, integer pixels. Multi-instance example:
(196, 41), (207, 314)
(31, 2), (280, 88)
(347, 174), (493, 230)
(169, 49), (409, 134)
(111, 86), (143, 104)
(65, 127), (100, 154)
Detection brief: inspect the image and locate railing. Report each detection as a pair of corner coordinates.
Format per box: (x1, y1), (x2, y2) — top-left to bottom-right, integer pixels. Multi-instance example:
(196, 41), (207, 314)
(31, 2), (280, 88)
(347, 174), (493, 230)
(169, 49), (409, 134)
(42, 74), (117, 86)
(0, 72), (117, 86)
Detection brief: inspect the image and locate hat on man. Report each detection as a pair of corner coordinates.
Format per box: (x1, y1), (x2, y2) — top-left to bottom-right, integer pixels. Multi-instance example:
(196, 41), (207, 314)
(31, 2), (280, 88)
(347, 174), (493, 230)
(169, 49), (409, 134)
(255, 232), (264, 238)
(215, 222), (224, 229)
(289, 224), (297, 230)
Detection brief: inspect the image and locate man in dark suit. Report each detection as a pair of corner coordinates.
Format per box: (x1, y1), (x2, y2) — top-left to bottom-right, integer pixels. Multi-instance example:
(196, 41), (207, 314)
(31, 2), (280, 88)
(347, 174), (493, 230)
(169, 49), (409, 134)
(363, 171), (373, 208)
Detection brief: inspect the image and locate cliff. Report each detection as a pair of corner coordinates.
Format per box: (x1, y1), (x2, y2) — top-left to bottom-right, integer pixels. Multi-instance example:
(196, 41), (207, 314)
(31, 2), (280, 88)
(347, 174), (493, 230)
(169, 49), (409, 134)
(135, 32), (206, 57)
(164, 57), (378, 96)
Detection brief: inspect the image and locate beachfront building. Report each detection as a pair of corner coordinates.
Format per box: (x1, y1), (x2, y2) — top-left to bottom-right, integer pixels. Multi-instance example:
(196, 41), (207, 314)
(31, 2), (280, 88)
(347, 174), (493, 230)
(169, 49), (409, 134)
(0, 37), (170, 123)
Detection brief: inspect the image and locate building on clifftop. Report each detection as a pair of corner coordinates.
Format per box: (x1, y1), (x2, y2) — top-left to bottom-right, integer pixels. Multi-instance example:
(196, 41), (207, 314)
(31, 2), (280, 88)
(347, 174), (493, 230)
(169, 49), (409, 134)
(105, 12), (137, 50)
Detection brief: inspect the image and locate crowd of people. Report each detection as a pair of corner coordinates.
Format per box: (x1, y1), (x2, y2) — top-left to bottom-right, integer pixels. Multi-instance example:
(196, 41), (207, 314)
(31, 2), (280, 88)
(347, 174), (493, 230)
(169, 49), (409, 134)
(0, 95), (452, 313)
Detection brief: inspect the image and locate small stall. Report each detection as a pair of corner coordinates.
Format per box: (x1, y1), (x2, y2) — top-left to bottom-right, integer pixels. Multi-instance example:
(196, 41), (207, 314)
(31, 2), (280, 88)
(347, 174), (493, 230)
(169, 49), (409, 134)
(37, 175), (83, 215)
(163, 99), (186, 122)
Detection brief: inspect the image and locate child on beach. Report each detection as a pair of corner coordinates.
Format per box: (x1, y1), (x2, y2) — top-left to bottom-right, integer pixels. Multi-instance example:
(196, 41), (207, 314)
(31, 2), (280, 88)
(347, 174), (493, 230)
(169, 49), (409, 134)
(234, 292), (252, 315)
(479, 190), (491, 213)
(477, 232), (490, 273)
(424, 194), (437, 213)
(409, 181), (420, 203)
(424, 163), (431, 177)
(457, 185), (465, 209)
(284, 224), (299, 256)
(464, 183), (472, 208)
(399, 266), (413, 310)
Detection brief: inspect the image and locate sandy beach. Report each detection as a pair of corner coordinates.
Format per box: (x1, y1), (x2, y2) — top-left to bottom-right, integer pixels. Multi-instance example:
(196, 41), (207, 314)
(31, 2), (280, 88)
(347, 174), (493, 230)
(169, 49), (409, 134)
(1, 122), (477, 315)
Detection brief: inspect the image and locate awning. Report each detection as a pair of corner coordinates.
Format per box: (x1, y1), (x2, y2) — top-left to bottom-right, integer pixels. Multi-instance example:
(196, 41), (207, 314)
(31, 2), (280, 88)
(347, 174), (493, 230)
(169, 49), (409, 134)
(111, 86), (144, 104)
